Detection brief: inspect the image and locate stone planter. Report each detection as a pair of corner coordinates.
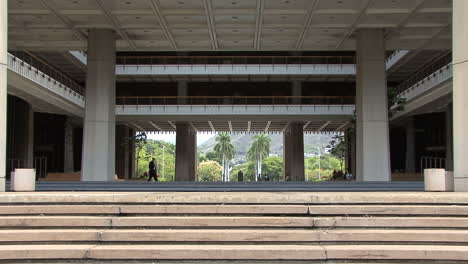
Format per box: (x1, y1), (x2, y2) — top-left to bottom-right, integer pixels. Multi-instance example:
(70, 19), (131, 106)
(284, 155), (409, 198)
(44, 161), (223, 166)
(424, 169), (454, 191)
(11, 169), (36, 192)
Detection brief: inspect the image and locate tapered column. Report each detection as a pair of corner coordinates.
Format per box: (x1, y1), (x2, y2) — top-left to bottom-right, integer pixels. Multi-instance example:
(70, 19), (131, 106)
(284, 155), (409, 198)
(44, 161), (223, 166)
(81, 29), (116, 181)
(0, 0), (7, 191)
(6, 96), (34, 168)
(453, 0), (468, 191)
(283, 122), (305, 181)
(177, 81), (188, 104)
(446, 104), (453, 171)
(405, 117), (416, 173)
(175, 123), (197, 181)
(64, 118), (74, 173)
(355, 29), (391, 182)
(291, 81), (301, 104)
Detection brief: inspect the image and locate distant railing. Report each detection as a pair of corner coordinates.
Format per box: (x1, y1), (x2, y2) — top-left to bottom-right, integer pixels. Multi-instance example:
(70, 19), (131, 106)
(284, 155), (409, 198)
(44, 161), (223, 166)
(420, 156), (447, 176)
(9, 51), (85, 95)
(116, 96), (355, 106)
(116, 56), (356, 65)
(396, 53), (452, 94)
(6, 157), (48, 179)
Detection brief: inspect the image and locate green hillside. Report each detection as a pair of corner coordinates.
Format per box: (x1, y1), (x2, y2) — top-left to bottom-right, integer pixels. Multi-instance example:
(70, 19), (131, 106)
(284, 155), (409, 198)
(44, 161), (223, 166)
(198, 133), (337, 157)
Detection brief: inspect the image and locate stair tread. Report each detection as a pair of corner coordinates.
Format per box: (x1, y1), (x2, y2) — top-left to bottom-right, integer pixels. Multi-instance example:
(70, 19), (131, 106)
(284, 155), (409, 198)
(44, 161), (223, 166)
(1, 244), (468, 260)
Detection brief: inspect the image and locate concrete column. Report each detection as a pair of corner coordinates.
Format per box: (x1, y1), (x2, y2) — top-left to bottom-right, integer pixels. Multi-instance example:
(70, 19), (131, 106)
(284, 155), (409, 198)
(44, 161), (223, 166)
(7, 96), (34, 169)
(81, 29), (116, 181)
(130, 128), (136, 179)
(453, 1), (468, 191)
(115, 125), (131, 180)
(446, 104), (453, 171)
(405, 117), (416, 173)
(64, 118), (74, 173)
(177, 81), (188, 104)
(0, 0), (7, 192)
(291, 81), (301, 104)
(350, 129), (356, 179)
(283, 122), (305, 181)
(175, 122), (197, 181)
(355, 29), (391, 182)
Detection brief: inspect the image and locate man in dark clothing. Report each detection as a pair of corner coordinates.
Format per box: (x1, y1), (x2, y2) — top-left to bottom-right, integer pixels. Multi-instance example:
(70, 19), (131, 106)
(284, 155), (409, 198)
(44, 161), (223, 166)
(148, 158), (158, 181)
(238, 170), (244, 182)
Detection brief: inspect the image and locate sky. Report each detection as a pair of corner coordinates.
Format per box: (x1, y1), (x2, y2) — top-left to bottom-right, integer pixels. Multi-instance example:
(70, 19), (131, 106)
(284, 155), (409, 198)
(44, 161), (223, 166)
(147, 133), (215, 146)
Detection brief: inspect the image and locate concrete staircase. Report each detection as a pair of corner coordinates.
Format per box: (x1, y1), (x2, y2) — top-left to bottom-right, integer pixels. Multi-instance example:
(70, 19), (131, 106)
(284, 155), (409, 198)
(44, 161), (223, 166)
(0, 192), (467, 263)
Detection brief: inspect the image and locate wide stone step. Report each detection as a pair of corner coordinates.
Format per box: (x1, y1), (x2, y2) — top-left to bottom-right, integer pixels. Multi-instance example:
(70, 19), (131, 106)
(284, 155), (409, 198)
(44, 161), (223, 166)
(1, 229), (468, 243)
(0, 244), (468, 261)
(1, 216), (468, 228)
(0, 205), (309, 215)
(1, 192), (467, 205)
(2, 204), (468, 216)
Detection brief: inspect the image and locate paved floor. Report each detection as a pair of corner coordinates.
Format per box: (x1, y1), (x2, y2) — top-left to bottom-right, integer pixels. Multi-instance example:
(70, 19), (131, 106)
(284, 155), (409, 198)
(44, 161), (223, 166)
(5, 181), (424, 192)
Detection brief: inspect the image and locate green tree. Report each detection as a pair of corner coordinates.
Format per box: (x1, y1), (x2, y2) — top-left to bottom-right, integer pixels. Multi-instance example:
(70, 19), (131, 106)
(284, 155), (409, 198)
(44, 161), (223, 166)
(198, 160), (223, 181)
(213, 133), (236, 182)
(327, 134), (346, 171)
(247, 134), (271, 181)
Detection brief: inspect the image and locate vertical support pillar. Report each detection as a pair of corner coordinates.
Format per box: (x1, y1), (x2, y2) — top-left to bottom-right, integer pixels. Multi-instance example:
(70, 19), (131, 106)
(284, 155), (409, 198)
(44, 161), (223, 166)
(81, 29), (116, 181)
(130, 128), (136, 179)
(405, 117), (416, 173)
(64, 118), (74, 173)
(453, 0), (468, 191)
(0, 0), (7, 191)
(291, 81), (301, 104)
(446, 104), (453, 171)
(350, 129), (356, 179)
(177, 81), (188, 104)
(283, 122), (305, 181)
(355, 29), (391, 181)
(7, 97), (34, 169)
(175, 122), (197, 181)
(25, 105), (34, 168)
(123, 126), (130, 179)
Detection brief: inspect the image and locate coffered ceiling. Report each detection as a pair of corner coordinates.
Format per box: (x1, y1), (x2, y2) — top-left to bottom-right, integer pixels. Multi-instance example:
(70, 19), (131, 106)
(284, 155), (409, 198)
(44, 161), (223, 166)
(8, 0), (452, 51)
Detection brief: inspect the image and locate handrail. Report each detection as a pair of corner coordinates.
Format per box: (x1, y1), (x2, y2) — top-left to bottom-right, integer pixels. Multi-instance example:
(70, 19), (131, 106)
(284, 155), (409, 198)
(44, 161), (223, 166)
(116, 55), (356, 65)
(396, 53), (452, 94)
(116, 96), (355, 105)
(10, 51), (85, 95)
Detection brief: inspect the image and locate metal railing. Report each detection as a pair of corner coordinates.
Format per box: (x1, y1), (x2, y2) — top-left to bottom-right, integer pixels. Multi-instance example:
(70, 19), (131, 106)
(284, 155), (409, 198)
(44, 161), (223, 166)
(9, 51), (85, 95)
(420, 156), (447, 176)
(396, 53), (452, 94)
(116, 96), (355, 106)
(7, 157), (48, 179)
(116, 55), (356, 65)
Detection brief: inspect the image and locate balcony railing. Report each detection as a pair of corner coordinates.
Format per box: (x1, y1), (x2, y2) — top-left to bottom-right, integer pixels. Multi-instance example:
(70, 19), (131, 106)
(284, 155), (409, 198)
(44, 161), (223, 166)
(8, 52), (85, 96)
(116, 56), (356, 65)
(116, 96), (355, 106)
(396, 53), (452, 94)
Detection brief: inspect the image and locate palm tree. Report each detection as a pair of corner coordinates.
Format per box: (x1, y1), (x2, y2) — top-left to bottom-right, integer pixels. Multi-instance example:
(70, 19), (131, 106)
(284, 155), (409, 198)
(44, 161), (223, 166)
(213, 133), (236, 182)
(247, 134), (271, 181)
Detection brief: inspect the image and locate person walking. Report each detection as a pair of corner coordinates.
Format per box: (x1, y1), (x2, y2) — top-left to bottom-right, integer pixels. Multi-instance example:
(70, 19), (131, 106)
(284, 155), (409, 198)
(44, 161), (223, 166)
(148, 158), (158, 182)
(238, 170), (244, 182)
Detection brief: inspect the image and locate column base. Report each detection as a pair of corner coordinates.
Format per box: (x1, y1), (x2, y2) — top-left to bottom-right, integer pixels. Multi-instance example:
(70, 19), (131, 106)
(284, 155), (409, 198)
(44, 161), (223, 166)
(454, 177), (468, 192)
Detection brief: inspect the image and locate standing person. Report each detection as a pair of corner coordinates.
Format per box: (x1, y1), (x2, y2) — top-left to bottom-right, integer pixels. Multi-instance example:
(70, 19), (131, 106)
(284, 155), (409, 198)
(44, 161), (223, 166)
(148, 158), (158, 182)
(238, 170), (244, 182)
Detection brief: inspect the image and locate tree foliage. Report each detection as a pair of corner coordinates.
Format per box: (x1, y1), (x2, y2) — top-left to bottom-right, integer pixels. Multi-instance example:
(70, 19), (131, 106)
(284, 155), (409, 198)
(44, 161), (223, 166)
(327, 134), (346, 170)
(213, 133), (236, 181)
(198, 160), (223, 182)
(247, 134), (271, 181)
